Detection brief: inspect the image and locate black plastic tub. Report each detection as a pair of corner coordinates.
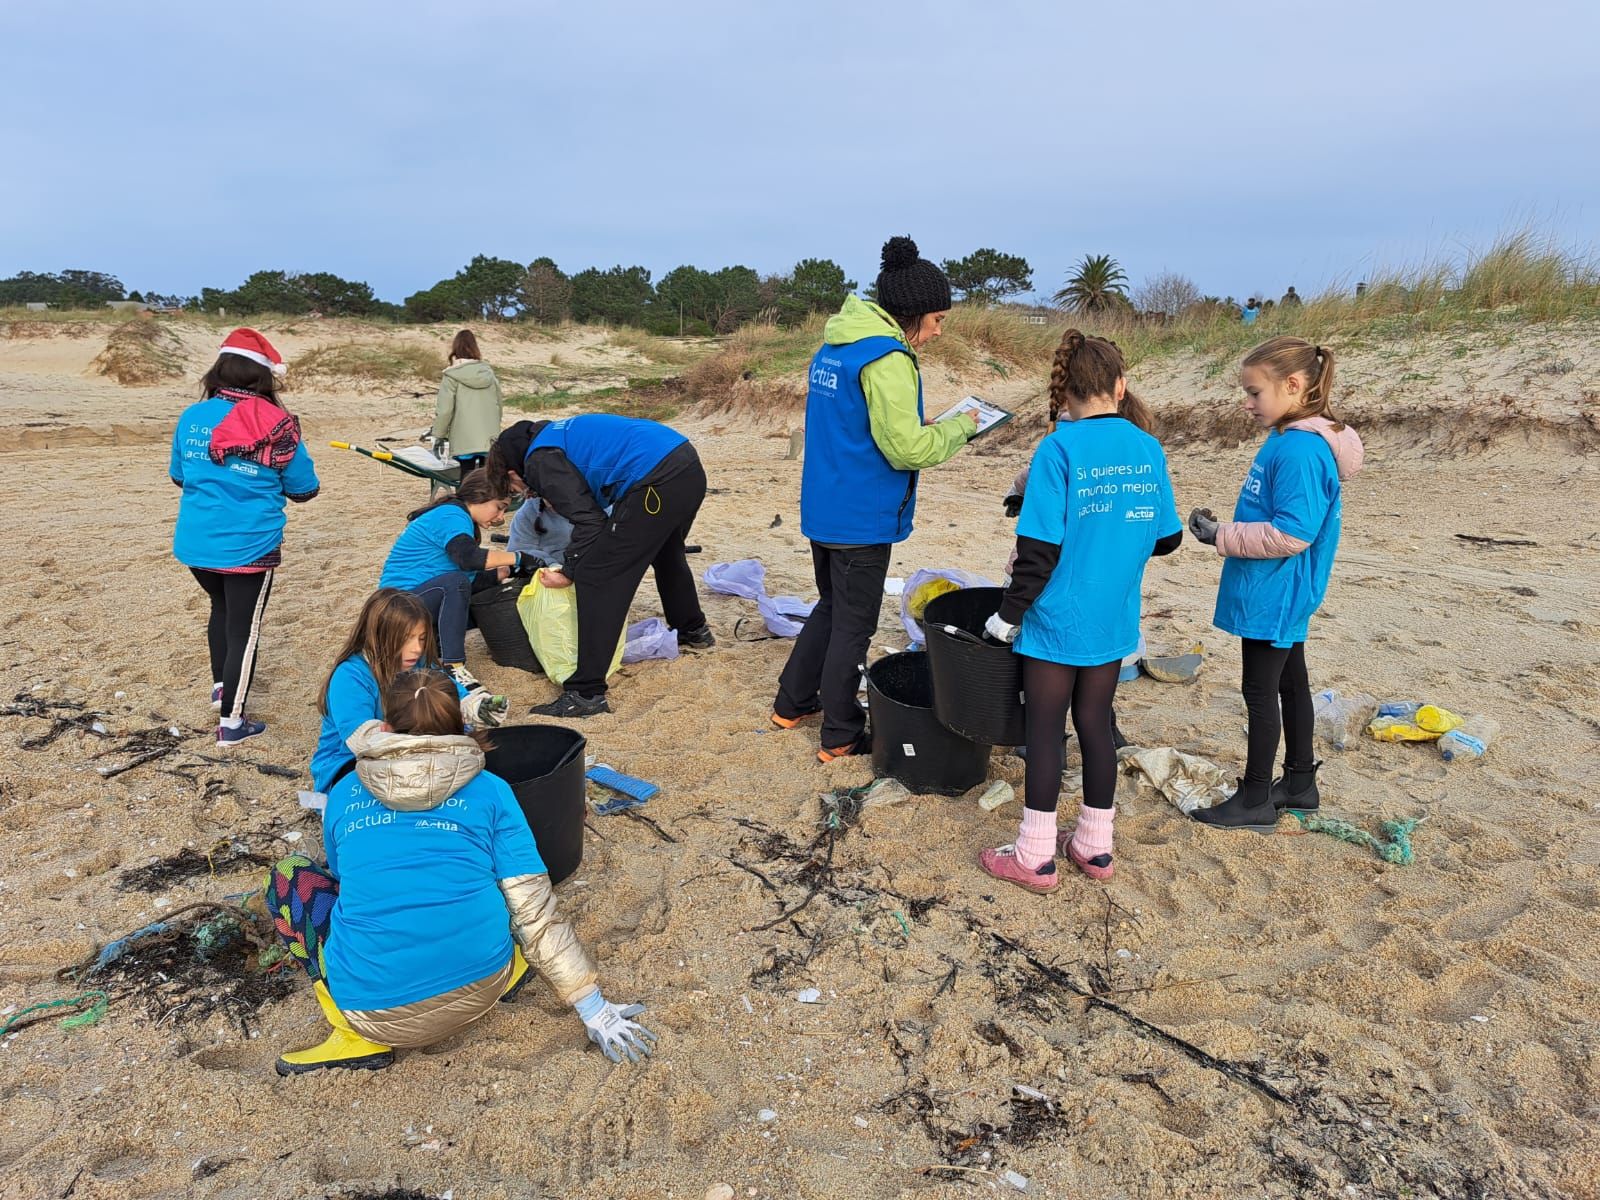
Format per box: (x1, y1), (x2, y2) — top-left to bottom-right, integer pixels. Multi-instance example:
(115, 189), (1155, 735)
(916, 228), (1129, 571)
(470, 576), (543, 674)
(923, 586), (1026, 747)
(868, 652), (991, 794)
(483, 725), (586, 884)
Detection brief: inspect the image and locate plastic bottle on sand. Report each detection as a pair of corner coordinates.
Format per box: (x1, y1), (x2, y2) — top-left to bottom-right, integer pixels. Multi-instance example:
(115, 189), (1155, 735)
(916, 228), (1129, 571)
(1439, 717), (1499, 762)
(1313, 690), (1377, 751)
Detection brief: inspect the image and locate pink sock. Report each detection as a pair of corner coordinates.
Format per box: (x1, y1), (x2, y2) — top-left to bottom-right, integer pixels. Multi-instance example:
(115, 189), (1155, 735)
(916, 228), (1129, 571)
(1069, 804), (1116, 860)
(1014, 807), (1058, 869)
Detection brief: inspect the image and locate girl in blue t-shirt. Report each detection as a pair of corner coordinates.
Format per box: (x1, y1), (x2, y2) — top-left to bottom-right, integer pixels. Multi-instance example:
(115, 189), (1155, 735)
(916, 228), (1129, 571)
(170, 329), (319, 748)
(981, 333), (1182, 893)
(378, 469), (529, 685)
(268, 668), (655, 1074)
(1187, 336), (1364, 831)
(311, 589), (506, 795)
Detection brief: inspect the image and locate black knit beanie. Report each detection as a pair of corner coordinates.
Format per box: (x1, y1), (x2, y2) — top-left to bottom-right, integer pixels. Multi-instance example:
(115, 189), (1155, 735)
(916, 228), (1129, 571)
(874, 236), (951, 319)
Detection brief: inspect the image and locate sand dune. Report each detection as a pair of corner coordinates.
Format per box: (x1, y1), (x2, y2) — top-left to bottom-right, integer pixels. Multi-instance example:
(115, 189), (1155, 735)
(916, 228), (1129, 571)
(0, 317), (1596, 1199)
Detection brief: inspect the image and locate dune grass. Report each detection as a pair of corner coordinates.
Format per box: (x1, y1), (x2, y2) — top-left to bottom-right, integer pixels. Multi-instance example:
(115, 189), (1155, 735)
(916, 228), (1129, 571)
(90, 315), (186, 384)
(290, 340), (446, 387)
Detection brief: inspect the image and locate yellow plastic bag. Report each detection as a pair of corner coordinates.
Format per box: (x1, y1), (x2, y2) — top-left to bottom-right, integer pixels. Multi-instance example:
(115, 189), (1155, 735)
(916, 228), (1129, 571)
(516, 578), (624, 686)
(1415, 705), (1464, 734)
(1369, 717), (1439, 742)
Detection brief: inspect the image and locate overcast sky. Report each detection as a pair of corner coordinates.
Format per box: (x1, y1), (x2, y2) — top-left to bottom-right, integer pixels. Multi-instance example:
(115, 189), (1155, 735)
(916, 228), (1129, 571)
(2, 0), (1595, 304)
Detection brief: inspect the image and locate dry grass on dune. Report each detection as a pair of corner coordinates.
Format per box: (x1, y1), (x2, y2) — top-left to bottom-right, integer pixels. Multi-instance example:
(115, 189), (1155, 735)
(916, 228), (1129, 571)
(90, 315), (186, 385)
(288, 340), (446, 389)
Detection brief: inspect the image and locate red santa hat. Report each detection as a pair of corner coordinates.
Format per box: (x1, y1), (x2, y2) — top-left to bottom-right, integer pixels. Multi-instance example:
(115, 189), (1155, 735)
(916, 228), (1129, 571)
(218, 328), (286, 377)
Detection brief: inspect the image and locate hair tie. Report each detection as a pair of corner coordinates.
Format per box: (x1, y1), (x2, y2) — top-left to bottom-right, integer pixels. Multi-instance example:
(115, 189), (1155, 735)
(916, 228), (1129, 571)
(414, 687), (425, 699)
(1314, 345), (1325, 359)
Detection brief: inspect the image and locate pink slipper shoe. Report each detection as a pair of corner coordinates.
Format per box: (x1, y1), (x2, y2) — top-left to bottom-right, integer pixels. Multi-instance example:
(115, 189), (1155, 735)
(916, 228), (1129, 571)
(1056, 829), (1114, 881)
(978, 844), (1059, 894)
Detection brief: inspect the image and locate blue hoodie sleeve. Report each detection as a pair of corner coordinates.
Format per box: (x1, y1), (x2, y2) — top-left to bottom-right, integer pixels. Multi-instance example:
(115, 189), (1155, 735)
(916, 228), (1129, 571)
(282, 442), (320, 502)
(487, 776), (548, 880)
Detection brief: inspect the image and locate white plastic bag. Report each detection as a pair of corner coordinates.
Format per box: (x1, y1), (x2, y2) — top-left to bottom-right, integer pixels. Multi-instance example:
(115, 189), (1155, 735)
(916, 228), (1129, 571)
(704, 559), (815, 638)
(622, 617), (680, 663)
(899, 567), (995, 642)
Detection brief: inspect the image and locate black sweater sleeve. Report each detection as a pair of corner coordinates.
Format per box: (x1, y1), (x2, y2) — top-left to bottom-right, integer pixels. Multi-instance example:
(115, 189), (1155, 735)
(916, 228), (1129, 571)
(997, 536), (1060, 625)
(1152, 529), (1183, 556)
(525, 447), (607, 579)
(445, 533), (490, 572)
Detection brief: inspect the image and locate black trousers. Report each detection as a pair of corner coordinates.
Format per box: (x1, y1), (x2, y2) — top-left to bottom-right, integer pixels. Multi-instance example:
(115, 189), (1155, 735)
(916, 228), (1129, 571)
(567, 452), (707, 697)
(1021, 656), (1122, 812)
(190, 567), (273, 720)
(1240, 638), (1315, 783)
(774, 542), (891, 749)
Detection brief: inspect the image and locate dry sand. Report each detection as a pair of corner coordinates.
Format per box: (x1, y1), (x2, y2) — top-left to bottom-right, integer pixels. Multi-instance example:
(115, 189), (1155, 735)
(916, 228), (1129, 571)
(0, 317), (1597, 1200)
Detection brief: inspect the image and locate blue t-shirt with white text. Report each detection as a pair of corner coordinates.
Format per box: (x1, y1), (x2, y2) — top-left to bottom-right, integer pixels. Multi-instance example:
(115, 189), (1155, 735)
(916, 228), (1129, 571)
(1213, 429), (1341, 646)
(321, 768), (546, 1011)
(1013, 417), (1181, 666)
(310, 655), (470, 792)
(169, 396), (319, 569)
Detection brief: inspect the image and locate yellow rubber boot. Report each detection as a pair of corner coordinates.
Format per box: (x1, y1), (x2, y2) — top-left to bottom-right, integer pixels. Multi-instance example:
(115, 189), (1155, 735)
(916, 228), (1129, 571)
(275, 981), (394, 1076)
(499, 946), (532, 1004)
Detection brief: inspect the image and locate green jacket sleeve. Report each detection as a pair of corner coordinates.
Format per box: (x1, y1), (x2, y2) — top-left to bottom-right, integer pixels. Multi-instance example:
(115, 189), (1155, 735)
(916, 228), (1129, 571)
(430, 375), (456, 442)
(861, 353), (975, 470)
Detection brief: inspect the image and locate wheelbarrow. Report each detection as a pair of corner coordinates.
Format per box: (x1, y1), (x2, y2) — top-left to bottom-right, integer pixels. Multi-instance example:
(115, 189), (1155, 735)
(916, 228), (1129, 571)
(329, 440), (462, 500)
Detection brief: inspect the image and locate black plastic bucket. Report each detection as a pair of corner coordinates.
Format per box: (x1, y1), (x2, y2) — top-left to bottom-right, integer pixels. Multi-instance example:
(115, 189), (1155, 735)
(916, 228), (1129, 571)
(923, 586), (1026, 746)
(470, 576), (543, 674)
(483, 725), (586, 884)
(867, 652), (991, 795)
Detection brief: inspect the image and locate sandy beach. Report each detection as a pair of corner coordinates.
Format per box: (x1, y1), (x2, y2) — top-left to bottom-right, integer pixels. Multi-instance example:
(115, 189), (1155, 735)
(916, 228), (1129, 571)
(1, 316), (1597, 1200)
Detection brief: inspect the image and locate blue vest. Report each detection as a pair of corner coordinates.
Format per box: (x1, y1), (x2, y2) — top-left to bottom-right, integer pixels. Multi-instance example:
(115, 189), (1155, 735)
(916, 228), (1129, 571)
(528, 414), (685, 508)
(799, 337), (921, 545)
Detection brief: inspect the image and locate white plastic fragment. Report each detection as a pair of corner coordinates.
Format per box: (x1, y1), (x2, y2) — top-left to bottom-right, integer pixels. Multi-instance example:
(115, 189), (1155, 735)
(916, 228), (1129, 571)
(793, 988), (822, 1004)
(757, 1108), (778, 1122)
(1012, 1084), (1049, 1102)
(978, 780), (1015, 811)
(1002, 1169), (1029, 1191)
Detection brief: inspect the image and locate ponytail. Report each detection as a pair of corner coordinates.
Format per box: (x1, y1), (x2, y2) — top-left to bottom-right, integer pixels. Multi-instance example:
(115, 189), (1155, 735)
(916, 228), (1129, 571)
(1117, 388), (1155, 434)
(1048, 328), (1152, 431)
(383, 668), (492, 750)
(1243, 337), (1342, 430)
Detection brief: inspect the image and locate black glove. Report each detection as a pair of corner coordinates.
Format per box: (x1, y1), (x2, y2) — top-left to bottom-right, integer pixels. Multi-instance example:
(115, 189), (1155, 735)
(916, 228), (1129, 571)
(1003, 494), (1023, 519)
(1188, 507), (1219, 546)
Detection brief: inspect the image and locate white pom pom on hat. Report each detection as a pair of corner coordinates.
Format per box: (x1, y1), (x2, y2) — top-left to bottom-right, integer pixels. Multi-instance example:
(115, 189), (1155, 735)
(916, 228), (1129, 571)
(218, 327), (287, 377)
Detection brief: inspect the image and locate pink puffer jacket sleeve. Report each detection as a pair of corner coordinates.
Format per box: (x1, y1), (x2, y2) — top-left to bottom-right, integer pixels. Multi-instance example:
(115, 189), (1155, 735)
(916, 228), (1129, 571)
(1214, 520), (1310, 559)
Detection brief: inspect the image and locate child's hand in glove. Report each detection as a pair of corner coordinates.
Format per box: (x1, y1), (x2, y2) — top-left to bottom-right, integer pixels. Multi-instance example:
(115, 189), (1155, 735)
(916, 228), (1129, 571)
(575, 989), (657, 1064)
(984, 613), (1018, 643)
(1188, 507), (1219, 545)
(461, 691), (509, 728)
(1003, 494), (1023, 519)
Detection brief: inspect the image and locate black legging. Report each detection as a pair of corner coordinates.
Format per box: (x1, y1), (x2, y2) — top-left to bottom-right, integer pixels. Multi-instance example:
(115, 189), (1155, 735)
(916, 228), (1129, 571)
(190, 568), (273, 720)
(1021, 656), (1122, 813)
(1241, 638), (1315, 784)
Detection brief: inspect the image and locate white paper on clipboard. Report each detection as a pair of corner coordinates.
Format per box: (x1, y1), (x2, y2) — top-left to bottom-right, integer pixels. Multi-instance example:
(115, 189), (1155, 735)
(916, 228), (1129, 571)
(933, 395), (1013, 437)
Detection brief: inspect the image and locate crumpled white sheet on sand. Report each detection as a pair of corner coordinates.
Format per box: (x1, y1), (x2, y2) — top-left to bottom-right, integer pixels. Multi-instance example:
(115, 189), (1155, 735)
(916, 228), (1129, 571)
(1118, 746), (1232, 814)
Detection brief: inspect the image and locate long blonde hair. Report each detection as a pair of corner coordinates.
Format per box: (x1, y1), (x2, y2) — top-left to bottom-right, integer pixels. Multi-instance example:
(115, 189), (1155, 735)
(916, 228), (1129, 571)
(1242, 336), (1342, 430)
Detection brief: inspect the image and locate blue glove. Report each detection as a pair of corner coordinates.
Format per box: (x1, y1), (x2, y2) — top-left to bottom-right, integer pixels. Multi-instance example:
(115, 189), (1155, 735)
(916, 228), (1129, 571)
(574, 988), (656, 1064)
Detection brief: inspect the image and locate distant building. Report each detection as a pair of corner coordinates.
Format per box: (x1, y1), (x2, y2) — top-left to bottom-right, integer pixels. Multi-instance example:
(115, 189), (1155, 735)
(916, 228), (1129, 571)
(25, 302), (49, 312)
(105, 300), (149, 311)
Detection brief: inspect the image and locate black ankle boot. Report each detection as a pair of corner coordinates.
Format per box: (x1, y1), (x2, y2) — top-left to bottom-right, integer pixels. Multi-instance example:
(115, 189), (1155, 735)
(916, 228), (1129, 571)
(1191, 778), (1280, 833)
(1271, 760), (1322, 813)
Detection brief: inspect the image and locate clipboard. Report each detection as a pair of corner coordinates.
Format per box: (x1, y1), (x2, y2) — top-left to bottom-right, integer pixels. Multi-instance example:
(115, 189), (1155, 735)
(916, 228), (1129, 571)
(933, 395), (1014, 437)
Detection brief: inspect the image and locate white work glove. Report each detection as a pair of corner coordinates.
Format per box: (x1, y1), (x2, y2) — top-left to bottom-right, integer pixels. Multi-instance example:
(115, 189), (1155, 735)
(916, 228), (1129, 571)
(984, 613), (1018, 643)
(461, 690), (509, 728)
(575, 990), (657, 1064)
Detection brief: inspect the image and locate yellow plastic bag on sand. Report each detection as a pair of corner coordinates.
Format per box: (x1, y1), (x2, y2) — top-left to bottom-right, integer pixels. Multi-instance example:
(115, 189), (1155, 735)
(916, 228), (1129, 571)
(906, 576), (961, 621)
(1369, 705), (1465, 742)
(1369, 717), (1439, 742)
(516, 578), (624, 686)
(1416, 705), (1464, 734)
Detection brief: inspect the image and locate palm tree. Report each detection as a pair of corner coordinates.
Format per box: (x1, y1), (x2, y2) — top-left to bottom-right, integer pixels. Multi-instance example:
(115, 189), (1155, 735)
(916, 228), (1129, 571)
(1052, 254), (1130, 313)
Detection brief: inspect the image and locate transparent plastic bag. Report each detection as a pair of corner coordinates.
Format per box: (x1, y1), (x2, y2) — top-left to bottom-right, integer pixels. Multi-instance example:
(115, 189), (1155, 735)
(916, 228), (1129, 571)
(900, 567), (996, 642)
(704, 558), (814, 637)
